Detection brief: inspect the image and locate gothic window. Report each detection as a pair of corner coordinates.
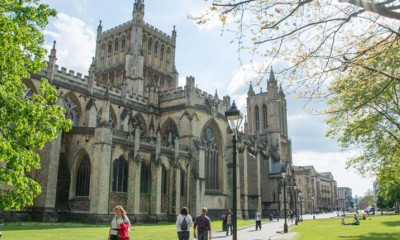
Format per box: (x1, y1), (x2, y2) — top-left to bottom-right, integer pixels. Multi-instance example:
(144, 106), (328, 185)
(95, 108), (115, 128)
(130, 115), (145, 136)
(75, 155), (91, 196)
(202, 126), (220, 191)
(101, 44), (106, 56)
(160, 44), (165, 61)
(114, 39), (119, 51)
(154, 41), (159, 57)
(121, 37), (125, 49)
(161, 119), (179, 144)
(262, 104), (268, 129)
(166, 47), (171, 70)
(180, 169), (185, 196)
(140, 162), (151, 194)
(64, 95), (79, 127)
(112, 156), (128, 192)
(23, 82), (33, 99)
(161, 166), (167, 195)
(108, 42), (112, 55)
(148, 38), (153, 54)
(255, 105), (260, 131)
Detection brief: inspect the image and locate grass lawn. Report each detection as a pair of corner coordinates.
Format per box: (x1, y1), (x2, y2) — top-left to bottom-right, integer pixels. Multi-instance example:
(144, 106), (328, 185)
(291, 214), (400, 240)
(0, 218), (256, 240)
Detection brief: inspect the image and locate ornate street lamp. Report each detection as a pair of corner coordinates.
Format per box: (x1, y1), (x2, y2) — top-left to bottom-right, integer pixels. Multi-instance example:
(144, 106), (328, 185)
(293, 182), (298, 225)
(225, 100), (243, 240)
(281, 170), (288, 233)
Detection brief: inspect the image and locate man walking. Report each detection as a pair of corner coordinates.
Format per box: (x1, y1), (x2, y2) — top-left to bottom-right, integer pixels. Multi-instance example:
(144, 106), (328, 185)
(255, 209), (262, 230)
(193, 207), (212, 240)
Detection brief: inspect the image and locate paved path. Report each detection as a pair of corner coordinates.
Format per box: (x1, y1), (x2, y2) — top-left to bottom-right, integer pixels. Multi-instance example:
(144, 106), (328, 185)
(210, 213), (338, 240)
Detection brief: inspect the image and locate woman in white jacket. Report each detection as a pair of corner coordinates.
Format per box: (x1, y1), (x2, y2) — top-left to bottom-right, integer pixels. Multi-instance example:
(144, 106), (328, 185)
(176, 206), (193, 240)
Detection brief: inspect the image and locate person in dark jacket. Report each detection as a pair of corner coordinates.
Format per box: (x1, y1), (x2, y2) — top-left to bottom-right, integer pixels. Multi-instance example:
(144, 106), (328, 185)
(224, 209), (234, 236)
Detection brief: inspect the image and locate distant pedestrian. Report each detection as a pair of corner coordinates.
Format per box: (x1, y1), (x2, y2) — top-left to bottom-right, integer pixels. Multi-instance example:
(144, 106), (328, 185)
(255, 209), (262, 230)
(176, 207), (193, 240)
(193, 207), (212, 240)
(275, 210), (280, 222)
(224, 209), (233, 236)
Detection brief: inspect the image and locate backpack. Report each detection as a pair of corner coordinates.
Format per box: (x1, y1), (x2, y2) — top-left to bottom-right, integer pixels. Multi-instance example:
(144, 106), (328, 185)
(181, 216), (188, 230)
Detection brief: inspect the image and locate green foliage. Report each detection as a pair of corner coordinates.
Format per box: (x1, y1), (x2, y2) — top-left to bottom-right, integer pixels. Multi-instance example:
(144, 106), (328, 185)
(326, 38), (400, 202)
(0, 0), (71, 210)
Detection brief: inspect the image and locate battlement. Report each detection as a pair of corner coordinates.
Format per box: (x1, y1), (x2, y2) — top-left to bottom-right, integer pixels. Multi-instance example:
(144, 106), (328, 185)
(159, 87), (185, 101)
(48, 63), (89, 84)
(100, 20), (132, 39)
(143, 22), (173, 44)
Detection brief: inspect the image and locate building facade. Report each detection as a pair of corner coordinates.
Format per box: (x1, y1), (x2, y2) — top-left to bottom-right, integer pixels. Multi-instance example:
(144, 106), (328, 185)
(2, 1), (297, 223)
(337, 187), (353, 210)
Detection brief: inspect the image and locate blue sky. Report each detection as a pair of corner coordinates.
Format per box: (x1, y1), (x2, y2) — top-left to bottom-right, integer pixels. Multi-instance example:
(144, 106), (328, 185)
(41, 0), (374, 197)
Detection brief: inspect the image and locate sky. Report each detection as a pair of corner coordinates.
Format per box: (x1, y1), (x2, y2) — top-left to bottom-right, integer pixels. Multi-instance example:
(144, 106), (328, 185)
(41, 0), (375, 197)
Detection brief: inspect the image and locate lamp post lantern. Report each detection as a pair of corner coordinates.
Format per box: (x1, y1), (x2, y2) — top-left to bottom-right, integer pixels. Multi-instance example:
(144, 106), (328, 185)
(225, 100), (243, 240)
(281, 170), (288, 233)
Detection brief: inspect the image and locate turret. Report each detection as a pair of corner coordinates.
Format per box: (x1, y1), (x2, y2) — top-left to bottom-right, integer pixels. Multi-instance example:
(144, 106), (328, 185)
(247, 82), (255, 96)
(133, 0), (145, 23)
(47, 40), (57, 82)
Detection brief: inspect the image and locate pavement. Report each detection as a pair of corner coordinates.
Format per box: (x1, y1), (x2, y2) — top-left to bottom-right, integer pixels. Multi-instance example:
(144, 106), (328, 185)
(210, 213), (339, 240)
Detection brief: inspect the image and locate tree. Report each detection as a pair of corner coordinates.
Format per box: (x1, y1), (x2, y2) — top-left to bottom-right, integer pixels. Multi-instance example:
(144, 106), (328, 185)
(192, 0), (400, 100)
(0, 1), (71, 210)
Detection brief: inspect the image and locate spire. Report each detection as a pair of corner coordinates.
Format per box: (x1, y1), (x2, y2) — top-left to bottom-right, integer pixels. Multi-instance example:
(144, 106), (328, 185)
(172, 25), (177, 42)
(268, 67), (276, 83)
(47, 40), (57, 81)
(133, 0), (145, 21)
(247, 82), (255, 96)
(214, 89), (219, 100)
(97, 20), (102, 35)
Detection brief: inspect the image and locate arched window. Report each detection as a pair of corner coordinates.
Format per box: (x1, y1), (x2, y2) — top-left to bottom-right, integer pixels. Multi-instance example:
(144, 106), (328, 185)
(160, 44), (165, 61)
(148, 38), (153, 54)
(180, 169), (186, 196)
(121, 37), (126, 49)
(262, 104), (268, 129)
(23, 82), (33, 99)
(114, 39), (119, 51)
(161, 165), (167, 195)
(162, 119), (179, 144)
(255, 105), (260, 131)
(75, 155), (91, 196)
(108, 42), (112, 55)
(140, 162), (151, 193)
(112, 156), (128, 192)
(64, 95), (79, 127)
(202, 126), (220, 190)
(154, 41), (159, 57)
(130, 115), (145, 136)
(95, 108), (115, 128)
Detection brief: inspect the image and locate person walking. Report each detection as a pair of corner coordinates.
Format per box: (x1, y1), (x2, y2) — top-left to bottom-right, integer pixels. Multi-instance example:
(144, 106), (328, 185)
(275, 210), (280, 222)
(176, 207), (193, 240)
(108, 205), (131, 240)
(255, 209), (262, 231)
(224, 209), (233, 236)
(193, 207), (212, 240)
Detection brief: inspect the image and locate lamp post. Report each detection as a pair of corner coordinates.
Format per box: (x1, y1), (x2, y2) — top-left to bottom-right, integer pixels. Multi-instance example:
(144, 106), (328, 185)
(312, 194), (315, 220)
(293, 183), (298, 225)
(225, 100), (243, 240)
(281, 170), (288, 233)
(299, 192), (303, 222)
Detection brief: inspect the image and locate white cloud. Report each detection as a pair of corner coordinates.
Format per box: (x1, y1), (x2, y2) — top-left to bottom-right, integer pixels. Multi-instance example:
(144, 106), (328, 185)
(43, 12), (96, 75)
(229, 62), (267, 94)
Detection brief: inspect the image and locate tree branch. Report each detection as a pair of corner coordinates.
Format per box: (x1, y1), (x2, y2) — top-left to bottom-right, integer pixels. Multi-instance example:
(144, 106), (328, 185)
(338, 0), (400, 20)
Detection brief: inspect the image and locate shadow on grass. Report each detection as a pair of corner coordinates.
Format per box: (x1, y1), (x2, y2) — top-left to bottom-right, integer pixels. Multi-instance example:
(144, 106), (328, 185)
(339, 232), (400, 240)
(381, 221), (400, 227)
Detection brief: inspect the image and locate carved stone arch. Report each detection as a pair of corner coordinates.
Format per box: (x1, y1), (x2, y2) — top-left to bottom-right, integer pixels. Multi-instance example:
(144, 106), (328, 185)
(161, 118), (179, 144)
(62, 92), (82, 127)
(201, 118), (224, 192)
(70, 149), (91, 197)
(129, 113), (147, 136)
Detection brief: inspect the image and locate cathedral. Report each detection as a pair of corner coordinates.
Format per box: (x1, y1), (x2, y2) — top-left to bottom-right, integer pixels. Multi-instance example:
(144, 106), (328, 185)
(5, 0), (299, 223)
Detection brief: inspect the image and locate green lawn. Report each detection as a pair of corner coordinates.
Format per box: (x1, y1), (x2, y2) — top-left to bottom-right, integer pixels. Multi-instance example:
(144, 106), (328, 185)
(291, 214), (400, 240)
(0, 219), (256, 240)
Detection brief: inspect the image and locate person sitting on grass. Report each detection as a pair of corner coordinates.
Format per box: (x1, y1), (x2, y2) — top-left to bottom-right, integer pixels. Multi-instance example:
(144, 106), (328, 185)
(351, 215), (360, 225)
(341, 218), (348, 225)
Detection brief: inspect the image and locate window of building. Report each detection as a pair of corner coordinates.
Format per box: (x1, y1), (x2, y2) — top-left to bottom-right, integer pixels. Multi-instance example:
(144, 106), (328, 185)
(75, 155), (91, 196)
(160, 45), (165, 60)
(161, 166), (167, 195)
(255, 105), (260, 131)
(162, 119), (179, 144)
(154, 41), (159, 57)
(180, 169), (185, 196)
(262, 104), (267, 129)
(121, 38), (125, 49)
(112, 156), (128, 192)
(64, 95), (79, 127)
(23, 82), (33, 99)
(148, 38), (153, 54)
(95, 108), (115, 128)
(202, 126), (220, 190)
(114, 40), (119, 51)
(140, 162), (151, 193)
(108, 43), (112, 54)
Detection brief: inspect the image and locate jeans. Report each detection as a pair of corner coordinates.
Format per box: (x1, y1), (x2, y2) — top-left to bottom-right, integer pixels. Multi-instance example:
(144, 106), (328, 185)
(197, 230), (209, 240)
(256, 220), (262, 230)
(178, 231), (190, 240)
(226, 224), (232, 235)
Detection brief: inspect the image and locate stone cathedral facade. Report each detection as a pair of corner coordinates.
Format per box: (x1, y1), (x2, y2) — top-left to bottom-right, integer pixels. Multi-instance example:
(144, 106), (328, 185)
(3, 1), (296, 223)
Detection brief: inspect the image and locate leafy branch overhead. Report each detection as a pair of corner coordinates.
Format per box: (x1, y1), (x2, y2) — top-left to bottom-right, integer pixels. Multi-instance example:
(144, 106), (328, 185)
(192, 0), (400, 100)
(0, 0), (71, 210)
